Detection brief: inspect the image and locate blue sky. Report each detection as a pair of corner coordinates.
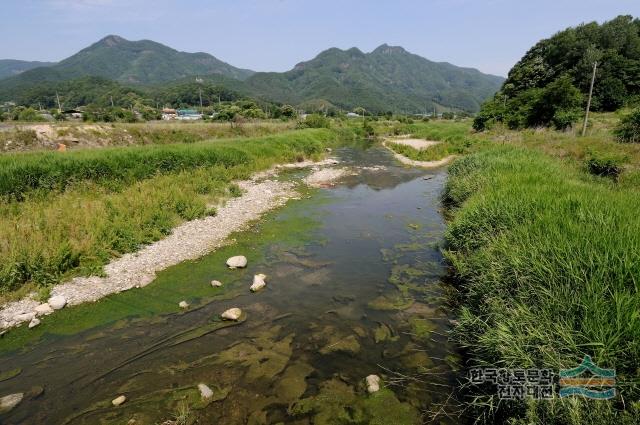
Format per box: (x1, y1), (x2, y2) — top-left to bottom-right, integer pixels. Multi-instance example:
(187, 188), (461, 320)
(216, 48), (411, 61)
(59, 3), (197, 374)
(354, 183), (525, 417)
(1, 0), (639, 76)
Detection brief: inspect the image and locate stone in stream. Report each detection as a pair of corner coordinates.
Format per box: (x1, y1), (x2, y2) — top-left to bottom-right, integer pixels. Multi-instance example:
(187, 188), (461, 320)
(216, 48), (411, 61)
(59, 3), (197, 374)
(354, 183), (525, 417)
(198, 383), (214, 399)
(28, 318), (40, 329)
(0, 393), (23, 414)
(112, 395), (126, 406)
(48, 295), (67, 310)
(34, 303), (54, 316)
(211, 280), (223, 287)
(221, 308), (242, 321)
(366, 374), (381, 393)
(226, 255), (247, 269)
(250, 274), (267, 292)
(178, 301), (189, 309)
(13, 312), (35, 323)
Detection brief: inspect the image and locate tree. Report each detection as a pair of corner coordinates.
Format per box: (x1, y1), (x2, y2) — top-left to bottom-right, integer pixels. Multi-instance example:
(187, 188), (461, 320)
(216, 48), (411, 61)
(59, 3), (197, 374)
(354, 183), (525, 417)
(279, 105), (297, 119)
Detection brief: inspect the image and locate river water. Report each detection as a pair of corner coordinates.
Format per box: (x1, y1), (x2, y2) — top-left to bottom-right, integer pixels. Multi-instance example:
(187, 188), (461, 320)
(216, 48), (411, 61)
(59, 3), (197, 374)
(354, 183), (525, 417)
(0, 146), (461, 424)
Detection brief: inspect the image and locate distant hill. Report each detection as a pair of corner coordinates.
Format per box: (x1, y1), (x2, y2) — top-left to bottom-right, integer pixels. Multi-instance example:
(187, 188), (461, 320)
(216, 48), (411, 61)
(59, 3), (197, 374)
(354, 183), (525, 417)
(243, 44), (504, 113)
(0, 59), (55, 80)
(0, 35), (254, 87)
(0, 37), (503, 113)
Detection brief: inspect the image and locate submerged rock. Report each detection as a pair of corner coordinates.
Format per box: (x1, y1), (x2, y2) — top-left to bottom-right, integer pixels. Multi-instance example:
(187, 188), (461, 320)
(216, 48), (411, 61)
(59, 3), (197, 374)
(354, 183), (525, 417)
(197, 383), (214, 399)
(221, 308), (242, 321)
(34, 303), (54, 316)
(211, 280), (223, 287)
(28, 318), (40, 329)
(178, 301), (189, 309)
(226, 255), (247, 269)
(0, 393), (23, 414)
(48, 296), (67, 310)
(250, 274), (267, 292)
(366, 374), (381, 393)
(112, 395), (126, 406)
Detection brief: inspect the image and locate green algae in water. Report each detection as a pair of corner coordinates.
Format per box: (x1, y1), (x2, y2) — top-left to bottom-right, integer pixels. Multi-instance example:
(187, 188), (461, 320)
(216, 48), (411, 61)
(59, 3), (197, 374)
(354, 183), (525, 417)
(289, 378), (420, 425)
(0, 367), (21, 382)
(373, 323), (398, 343)
(273, 361), (314, 404)
(368, 293), (414, 311)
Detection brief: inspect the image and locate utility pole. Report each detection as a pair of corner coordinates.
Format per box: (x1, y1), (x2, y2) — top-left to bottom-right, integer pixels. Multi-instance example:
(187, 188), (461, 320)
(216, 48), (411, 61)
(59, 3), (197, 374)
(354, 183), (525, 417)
(503, 94), (507, 108)
(582, 61), (598, 137)
(55, 92), (62, 113)
(199, 88), (203, 112)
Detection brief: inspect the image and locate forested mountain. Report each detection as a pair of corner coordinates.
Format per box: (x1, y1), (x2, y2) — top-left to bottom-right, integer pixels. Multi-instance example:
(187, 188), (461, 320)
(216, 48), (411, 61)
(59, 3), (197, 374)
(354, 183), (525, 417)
(0, 36), (503, 113)
(0, 60), (55, 80)
(244, 44), (504, 113)
(475, 15), (640, 130)
(0, 35), (254, 87)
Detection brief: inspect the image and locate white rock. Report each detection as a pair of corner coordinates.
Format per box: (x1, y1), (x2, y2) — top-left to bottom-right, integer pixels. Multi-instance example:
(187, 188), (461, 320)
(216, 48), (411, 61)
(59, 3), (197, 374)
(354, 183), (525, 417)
(28, 318), (40, 329)
(366, 375), (381, 393)
(0, 393), (23, 414)
(34, 303), (54, 316)
(48, 295), (67, 310)
(14, 312), (35, 322)
(112, 395), (126, 406)
(226, 255), (247, 269)
(211, 280), (223, 287)
(178, 301), (189, 309)
(198, 383), (214, 399)
(250, 274), (267, 292)
(221, 307), (242, 321)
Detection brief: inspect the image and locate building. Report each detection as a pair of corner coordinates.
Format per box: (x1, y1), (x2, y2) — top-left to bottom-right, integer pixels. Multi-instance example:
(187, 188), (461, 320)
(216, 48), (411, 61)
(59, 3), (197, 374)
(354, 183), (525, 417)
(161, 108), (177, 120)
(176, 109), (202, 120)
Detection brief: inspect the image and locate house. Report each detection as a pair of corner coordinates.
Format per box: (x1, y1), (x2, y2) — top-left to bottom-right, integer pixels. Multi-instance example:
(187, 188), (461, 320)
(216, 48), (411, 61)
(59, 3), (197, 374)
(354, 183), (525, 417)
(346, 112), (360, 118)
(161, 108), (177, 120)
(62, 109), (83, 119)
(176, 109), (202, 120)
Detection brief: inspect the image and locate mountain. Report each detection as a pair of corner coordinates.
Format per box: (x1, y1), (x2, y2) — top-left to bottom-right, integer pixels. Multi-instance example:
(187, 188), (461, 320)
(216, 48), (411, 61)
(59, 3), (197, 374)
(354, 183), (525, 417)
(0, 35), (254, 87)
(243, 44), (504, 112)
(0, 59), (55, 80)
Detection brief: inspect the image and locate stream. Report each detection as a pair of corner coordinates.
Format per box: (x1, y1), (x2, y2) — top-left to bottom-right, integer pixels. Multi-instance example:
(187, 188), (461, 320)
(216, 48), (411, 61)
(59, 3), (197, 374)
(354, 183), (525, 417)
(0, 145), (461, 424)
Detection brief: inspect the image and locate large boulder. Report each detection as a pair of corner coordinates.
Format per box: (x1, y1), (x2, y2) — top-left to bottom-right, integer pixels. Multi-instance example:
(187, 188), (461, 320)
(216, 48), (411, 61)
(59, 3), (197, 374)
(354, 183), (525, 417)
(34, 303), (54, 316)
(48, 296), (67, 310)
(198, 383), (214, 399)
(250, 274), (267, 292)
(226, 256), (247, 269)
(221, 308), (242, 321)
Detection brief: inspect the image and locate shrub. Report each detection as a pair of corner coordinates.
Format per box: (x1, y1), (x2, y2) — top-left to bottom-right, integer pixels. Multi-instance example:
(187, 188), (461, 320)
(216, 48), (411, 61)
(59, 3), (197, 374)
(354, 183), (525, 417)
(614, 108), (640, 143)
(298, 114), (330, 129)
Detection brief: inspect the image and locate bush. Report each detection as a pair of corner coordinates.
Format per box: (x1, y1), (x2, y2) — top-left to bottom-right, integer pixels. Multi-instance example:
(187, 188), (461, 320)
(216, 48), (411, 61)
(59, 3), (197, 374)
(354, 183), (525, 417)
(551, 108), (582, 130)
(298, 114), (330, 129)
(586, 154), (623, 180)
(614, 108), (640, 143)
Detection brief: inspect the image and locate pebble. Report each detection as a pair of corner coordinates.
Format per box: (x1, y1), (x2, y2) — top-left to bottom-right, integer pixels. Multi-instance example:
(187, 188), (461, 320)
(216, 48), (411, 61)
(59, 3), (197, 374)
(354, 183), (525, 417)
(0, 393), (23, 414)
(48, 296), (67, 310)
(28, 318), (40, 329)
(178, 301), (189, 309)
(221, 307), (242, 321)
(226, 255), (247, 269)
(366, 374), (381, 393)
(211, 280), (223, 287)
(112, 395), (126, 406)
(198, 383), (214, 399)
(250, 274), (267, 292)
(34, 303), (54, 316)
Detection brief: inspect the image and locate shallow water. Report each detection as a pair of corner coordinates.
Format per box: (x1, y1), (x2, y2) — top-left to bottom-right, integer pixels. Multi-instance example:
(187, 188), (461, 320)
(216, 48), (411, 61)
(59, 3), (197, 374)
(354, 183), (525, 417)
(0, 146), (461, 424)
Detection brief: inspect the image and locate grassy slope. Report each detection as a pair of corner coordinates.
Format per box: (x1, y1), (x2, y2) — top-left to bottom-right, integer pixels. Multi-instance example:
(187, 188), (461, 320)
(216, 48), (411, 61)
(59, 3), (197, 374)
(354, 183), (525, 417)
(429, 116), (640, 424)
(0, 128), (343, 299)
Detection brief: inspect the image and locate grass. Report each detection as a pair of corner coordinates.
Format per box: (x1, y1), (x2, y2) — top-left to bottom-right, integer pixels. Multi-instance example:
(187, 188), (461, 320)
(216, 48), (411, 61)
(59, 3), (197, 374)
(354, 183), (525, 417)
(441, 118), (640, 424)
(0, 120), (295, 152)
(382, 120), (487, 161)
(0, 128), (342, 296)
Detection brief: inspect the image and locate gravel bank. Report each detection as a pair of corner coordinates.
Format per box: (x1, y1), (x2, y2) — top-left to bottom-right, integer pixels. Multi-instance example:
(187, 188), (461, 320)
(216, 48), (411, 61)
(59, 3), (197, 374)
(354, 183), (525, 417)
(0, 158), (347, 331)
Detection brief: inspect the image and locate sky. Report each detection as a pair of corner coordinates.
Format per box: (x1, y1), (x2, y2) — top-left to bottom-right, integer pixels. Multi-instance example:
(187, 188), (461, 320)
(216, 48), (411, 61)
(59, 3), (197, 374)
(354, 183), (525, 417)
(1, 0), (639, 77)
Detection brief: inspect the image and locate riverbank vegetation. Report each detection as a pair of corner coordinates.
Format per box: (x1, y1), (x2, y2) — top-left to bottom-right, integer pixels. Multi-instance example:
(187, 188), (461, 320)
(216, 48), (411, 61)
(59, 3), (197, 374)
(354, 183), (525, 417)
(430, 111), (640, 424)
(0, 129), (343, 301)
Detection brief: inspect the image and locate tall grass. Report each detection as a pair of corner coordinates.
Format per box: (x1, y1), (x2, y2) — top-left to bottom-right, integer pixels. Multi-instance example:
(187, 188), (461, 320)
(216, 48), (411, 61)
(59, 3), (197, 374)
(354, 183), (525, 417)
(0, 129), (340, 295)
(0, 129), (330, 201)
(443, 146), (640, 424)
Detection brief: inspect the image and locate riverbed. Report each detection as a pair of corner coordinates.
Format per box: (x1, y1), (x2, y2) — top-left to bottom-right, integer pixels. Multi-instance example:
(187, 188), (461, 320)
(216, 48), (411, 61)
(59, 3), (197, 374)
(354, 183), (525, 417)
(0, 145), (460, 424)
